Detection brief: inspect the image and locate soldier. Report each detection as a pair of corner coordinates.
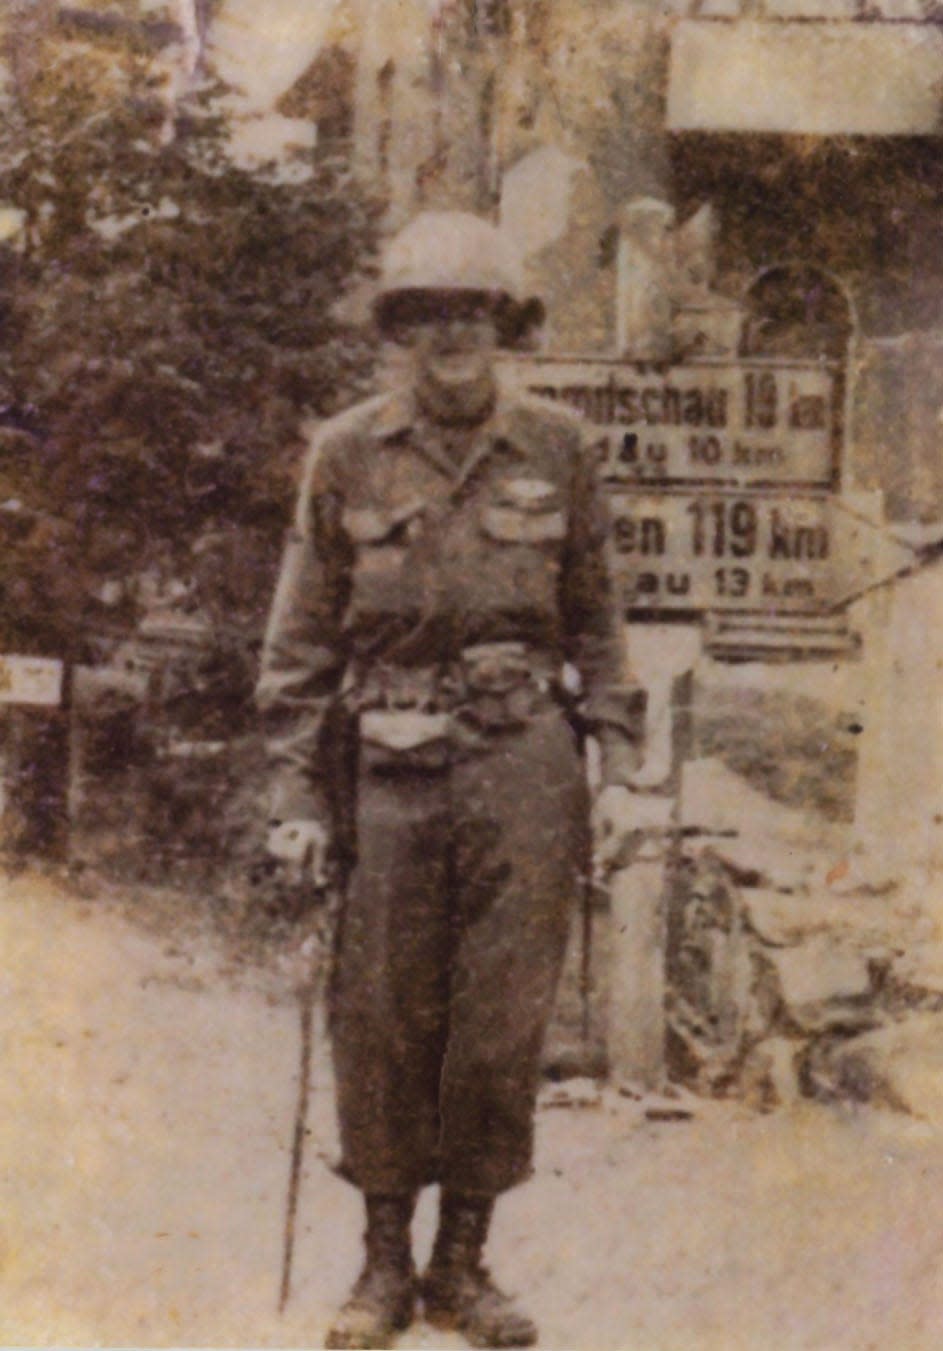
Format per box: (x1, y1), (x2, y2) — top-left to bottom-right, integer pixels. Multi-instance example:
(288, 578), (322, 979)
(257, 211), (643, 1350)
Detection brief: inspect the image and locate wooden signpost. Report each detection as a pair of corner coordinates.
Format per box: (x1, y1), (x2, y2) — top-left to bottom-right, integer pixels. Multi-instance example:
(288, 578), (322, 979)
(506, 340), (919, 1088)
(507, 354), (915, 634)
(0, 656), (67, 852)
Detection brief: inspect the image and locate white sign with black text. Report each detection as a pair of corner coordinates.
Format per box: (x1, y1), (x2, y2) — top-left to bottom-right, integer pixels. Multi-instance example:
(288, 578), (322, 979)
(0, 655), (64, 707)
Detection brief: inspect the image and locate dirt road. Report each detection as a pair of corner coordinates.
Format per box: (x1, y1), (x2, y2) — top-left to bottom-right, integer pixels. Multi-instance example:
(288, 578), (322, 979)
(3, 868), (943, 1350)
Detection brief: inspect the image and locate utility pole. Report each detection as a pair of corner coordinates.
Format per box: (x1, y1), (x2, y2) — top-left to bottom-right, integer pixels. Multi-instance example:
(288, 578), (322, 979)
(468, 0), (510, 213)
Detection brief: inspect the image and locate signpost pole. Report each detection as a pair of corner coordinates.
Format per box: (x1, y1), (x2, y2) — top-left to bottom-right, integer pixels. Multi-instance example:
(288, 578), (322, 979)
(607, 622), (700, 1092)
(0, 656), (66, 854)
(505, 306), (919, 1085)
(849, 562), (943, 888)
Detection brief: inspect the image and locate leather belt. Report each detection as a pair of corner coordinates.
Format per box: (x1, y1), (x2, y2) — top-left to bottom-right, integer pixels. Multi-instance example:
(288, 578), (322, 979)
(347, 643), (558, 714)
(343, 644), (563, 747)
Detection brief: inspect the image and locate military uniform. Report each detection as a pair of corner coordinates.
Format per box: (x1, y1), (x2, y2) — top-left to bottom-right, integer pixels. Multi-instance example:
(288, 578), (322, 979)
(257, 376), (641, 1199)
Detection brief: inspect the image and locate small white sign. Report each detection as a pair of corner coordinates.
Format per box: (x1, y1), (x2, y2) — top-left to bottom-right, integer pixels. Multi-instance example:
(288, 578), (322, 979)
(0, 655), (64, 707)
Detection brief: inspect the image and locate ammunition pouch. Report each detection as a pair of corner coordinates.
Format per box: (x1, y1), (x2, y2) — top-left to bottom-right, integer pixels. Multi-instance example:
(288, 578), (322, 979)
(455, 642), (556, 731)
(346, 643), (562, 765)
(359, 708), (452, 772)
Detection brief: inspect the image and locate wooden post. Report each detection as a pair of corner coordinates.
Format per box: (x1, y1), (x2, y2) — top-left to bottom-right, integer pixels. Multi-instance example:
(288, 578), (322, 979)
(606, 624), (699, 1092)
(850, 561), (943, 886)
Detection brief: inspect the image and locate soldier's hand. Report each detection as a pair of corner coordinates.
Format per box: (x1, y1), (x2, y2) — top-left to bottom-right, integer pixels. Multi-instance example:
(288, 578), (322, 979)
(265, 818), (331, 888)
(592, 785), (635, 877)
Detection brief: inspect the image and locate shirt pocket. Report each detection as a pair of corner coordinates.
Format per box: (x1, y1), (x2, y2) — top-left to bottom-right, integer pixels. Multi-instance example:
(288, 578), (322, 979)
(342, 502), (424, 614)
(358, 709), (451, 774)
(479, 503), (567, 544)
(479, 478), (567, 547)
(474, 482), (567, 615)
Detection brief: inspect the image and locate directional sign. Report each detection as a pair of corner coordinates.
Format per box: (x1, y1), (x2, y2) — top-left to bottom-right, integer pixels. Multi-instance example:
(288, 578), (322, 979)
(504, 353), (917, 624)
(607, 492), (916, 617)
(505, 355), (842, 490)
(0, 655), (64, 706)
(826, 498), (923, 611)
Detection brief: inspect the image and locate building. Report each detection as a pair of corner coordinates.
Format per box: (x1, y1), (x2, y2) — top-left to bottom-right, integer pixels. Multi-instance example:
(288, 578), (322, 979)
(4, 2), (939, 515)
(666, 6), (943, 521)
(270, 0), (943, 523)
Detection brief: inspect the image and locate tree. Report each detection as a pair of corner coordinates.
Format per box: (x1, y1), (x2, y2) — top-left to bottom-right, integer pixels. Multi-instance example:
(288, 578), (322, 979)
(0, 33), (379, 657)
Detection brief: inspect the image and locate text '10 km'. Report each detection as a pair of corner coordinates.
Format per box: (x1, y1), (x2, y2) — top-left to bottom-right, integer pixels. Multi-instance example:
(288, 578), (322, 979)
(513, 356), (839, 491)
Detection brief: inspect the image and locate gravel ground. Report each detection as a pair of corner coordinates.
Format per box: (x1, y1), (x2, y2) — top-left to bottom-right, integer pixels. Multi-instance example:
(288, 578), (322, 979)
(3, 867), (943, 1351)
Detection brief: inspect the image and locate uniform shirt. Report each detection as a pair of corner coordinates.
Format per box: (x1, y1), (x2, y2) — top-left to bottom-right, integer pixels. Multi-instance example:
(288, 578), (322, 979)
(256, 379), (642, 822)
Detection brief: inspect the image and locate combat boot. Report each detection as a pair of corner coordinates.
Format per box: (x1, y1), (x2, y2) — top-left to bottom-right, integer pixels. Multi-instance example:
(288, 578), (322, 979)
(421, 1193), (538, 1348)
(325, 1194), (417, 1351)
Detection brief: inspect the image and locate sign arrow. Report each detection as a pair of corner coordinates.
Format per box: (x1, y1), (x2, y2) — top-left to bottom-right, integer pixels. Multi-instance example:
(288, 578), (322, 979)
(826, 498), (923, 611)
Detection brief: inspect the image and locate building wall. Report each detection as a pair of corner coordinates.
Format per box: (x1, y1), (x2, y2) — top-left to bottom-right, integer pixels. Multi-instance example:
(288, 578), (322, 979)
(670, 123), (943, 521)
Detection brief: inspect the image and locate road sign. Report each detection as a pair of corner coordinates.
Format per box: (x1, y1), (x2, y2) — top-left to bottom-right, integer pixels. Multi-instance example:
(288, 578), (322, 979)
(507, 355), (842, 490)
(504, 352), (923, 621)
(0, 655), (64, 706)
(607, 492), (916, 617)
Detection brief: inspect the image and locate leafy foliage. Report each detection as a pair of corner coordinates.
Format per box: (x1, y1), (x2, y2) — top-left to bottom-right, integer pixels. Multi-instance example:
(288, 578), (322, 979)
(0, 46), (379, 655)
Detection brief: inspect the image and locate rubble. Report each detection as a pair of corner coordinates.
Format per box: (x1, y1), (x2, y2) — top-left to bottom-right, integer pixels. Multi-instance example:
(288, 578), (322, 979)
(739, 885), (904, 950)
(665, 849), (753, 1094)
(663, 846), (915, 1108)
(802, 1015), (943, 1119)
(760, 939), (879, 1036)
(740, 1037), (803, 1113)
(616, 1082), (698, 1122)
(539, 1078), (603, 1111)
(886, 949), (943, 1012)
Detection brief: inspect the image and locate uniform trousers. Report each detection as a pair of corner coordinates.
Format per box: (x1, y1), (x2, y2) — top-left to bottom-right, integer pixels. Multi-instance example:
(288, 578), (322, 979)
(329, 709), (589, 1197)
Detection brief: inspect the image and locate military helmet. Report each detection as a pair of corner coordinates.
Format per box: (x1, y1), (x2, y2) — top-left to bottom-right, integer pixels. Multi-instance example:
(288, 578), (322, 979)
(373, 210), (544, 343)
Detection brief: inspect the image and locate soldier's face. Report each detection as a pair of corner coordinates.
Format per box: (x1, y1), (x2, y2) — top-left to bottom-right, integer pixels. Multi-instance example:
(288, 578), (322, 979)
(401, 293), (499, 392)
